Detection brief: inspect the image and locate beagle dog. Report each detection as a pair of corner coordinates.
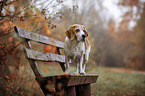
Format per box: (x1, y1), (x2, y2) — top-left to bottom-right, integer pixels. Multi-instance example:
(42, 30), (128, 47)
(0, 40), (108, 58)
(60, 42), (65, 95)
(64, 24), (91, 75)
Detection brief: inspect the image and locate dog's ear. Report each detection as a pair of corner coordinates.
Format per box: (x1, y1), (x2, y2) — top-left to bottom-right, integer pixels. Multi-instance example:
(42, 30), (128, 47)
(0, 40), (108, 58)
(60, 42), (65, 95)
(83, 26), (88, 37)
(65, 26), (75, 40)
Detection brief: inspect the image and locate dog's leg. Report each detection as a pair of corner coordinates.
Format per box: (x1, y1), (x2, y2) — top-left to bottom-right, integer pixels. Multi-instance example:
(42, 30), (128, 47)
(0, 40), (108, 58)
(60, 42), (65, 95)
(79, 54), (85, 75)
(83, 46), (90, 74)
(65, 56), (69, 74)
(83, 54), (87, 74)
(73, 56), (79, 75)
(74, 60), (79, 75)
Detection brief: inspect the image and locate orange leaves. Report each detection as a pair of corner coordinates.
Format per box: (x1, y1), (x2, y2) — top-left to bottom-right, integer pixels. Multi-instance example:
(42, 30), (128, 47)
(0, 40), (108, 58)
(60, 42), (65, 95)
(51, 24), (56, 29)
(44, 45), (58, 54)
(48, 20), (51, 24)
(41, 10), (45, 15)
(57, 75), (62, 79)
(53, 47), (58, 54)
(41, 14), (52, 36)
(44, 25), (51, 35)
(44, 45), (52, 52)
(2, 53), (5, 56)
(119, 0), (139, 6)
(35, 12), (38, 16)
(63, 73), (69, 78)
(1, 13), (4, 16)
(108, 25), (115, 32)
(43, 68), (48, 72)
(48, 16), (51, 19)
(9, 37), (13, 42)
(43, 18), (56, 35)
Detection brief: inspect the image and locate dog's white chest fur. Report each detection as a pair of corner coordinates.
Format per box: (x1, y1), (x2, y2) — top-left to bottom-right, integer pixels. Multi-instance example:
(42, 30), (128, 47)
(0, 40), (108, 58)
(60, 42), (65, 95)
(64, 37), (85, 59)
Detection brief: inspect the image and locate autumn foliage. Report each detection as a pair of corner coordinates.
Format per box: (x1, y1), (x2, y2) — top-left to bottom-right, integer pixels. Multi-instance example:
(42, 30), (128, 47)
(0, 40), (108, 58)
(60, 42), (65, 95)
(0, 0), (145, 95)
(44, 45), (58, 54)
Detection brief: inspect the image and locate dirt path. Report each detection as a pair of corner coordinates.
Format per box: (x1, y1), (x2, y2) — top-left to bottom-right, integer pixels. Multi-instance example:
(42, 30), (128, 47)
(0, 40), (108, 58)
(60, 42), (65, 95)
(105, 67), (145, 75)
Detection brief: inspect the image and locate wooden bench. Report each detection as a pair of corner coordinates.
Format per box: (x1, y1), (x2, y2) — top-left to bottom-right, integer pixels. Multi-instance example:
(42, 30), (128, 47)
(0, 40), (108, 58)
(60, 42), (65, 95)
(14, 26), (98, 96)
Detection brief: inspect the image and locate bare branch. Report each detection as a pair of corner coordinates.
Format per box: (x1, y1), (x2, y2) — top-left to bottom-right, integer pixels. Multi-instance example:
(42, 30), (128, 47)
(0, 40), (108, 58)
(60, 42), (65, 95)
(0, 42), (22, 59)
(44, 0), (54, 9)
(31, 21), (39, 32)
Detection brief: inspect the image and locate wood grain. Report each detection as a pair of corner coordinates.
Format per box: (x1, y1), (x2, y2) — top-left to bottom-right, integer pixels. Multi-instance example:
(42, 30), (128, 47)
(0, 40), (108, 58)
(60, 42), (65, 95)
(14, 26), (64, 49)
(25, 48), (65, 63)
(22, 40), (43, 77)
(36, 74), (99, 87)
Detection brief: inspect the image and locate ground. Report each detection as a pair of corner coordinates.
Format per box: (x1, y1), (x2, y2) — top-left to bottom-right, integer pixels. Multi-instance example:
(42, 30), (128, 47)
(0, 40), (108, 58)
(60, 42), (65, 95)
(41, 64), (145, 96)
(89, 67), (145, 96)
(1, 64), (145, 96)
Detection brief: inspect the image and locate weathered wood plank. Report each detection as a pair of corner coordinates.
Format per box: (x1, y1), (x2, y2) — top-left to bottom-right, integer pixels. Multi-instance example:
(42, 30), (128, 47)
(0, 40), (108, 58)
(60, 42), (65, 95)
(76, 84), (91, 96)
(66, 75), (98, 86)
(36, 74), (99, 87)
(14, 26), (64, 48)
(23, 40), (43, 77)
(56, 47), (65, 72)
(25, 48), (65, 63)
(65, 86), (76, 96)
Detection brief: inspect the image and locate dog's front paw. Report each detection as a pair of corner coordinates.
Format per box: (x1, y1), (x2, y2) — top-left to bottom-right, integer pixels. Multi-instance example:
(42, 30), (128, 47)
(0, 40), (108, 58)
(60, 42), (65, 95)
(80, 71), (86, 75)
(74, 72), (79, 75)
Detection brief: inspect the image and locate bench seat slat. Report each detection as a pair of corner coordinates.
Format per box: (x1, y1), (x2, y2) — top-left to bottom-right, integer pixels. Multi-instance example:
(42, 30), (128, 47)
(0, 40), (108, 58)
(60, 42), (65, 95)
(36, 74), (99, 87)
(25, 48), (65, 63)
(14, 26), (64, 48)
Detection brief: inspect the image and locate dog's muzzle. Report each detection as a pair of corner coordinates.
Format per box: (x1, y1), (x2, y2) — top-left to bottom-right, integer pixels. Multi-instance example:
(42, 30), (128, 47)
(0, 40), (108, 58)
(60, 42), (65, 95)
(82, 34), (86, 41)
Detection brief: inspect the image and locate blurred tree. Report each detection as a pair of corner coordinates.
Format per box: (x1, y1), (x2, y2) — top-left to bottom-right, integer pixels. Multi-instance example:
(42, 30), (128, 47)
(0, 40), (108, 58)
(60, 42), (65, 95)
(57, 0), (107, 66)
(117, 0), (145, 70)
(55, 0), (145, 70)
(128, 3), (145, 70)
(0, 0), (74, 95)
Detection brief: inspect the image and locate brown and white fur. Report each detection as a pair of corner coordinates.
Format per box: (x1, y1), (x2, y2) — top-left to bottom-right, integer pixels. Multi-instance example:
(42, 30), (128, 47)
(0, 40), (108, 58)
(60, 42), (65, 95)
(64, 24), (91, 75)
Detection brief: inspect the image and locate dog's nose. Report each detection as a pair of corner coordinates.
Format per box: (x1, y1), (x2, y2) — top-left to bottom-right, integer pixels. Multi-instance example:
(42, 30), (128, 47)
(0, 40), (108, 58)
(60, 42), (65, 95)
(82, 34), (86, 39)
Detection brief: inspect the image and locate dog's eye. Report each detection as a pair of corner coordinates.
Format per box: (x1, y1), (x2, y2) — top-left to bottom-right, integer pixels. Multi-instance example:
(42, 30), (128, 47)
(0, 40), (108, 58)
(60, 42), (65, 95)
(83, 30), (86, 32)
(75, 29), (80, 32)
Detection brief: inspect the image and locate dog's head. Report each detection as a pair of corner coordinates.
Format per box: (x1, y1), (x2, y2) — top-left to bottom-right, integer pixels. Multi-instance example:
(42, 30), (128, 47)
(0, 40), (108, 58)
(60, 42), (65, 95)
(65, 24), (88, 41)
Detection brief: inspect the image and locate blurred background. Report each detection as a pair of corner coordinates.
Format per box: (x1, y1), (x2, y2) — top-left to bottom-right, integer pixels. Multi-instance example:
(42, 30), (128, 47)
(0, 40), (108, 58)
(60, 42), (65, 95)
(0, 0), (145, 95)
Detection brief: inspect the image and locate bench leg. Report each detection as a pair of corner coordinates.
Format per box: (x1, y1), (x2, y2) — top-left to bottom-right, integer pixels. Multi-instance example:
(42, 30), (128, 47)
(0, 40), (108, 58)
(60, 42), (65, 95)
(75, 84), (91, 96)
(65, 86), (76, 96)
(55, 84), (76, 96)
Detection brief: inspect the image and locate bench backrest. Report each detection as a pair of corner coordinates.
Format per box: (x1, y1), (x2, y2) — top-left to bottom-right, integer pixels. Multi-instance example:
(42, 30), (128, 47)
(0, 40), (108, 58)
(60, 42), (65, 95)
(14, 26), (66, 77)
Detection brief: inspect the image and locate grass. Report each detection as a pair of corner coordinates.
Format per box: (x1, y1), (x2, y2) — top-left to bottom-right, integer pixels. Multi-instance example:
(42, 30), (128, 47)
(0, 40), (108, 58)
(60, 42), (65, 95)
(5, 63), (145, 96)
(88, 67), (145, 96)
(39, 63), (145, 96)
